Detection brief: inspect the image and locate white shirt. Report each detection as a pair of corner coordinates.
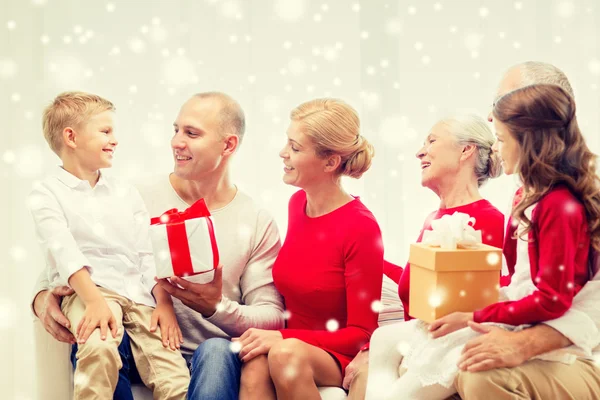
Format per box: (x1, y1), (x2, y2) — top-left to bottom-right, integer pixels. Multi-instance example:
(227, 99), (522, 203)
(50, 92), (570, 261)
(28, 167), (156, 307)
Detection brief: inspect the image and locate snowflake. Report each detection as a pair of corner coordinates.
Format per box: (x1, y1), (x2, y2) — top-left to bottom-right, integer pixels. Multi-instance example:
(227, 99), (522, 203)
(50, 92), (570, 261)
(556, 1), (575, 18)
(421, 55), (431, 65)
(326, 319), (339, 332)
(566, 282), (574, 290)
(351, 3), (360, 12)
(428, 293), (442, 308)
(6, 20), (16, 30)
(588, 59), (600, 75)
(11, 93), (20, 102)
(3, 150), (15, 164)
(371, 300), (383, 313)
(333, 77), (342, 86)
(360, 31), (369, 39)
(464, 33), (483, 51)
(229, 341), (242, 353)
(219, 0), (243, 19)
(514, 2), (523, 10)
(283, 310), (292, 320)
(433, 3), (442, 11)
(396, 341), (411, 355)
(73, 371), (91, 388)
(486, 252), (500, 266)
(479, 7), (489, 17)
(554, 36), (562, 44)
(385, 18), (403, 35)
(513, 41), (521, 49)
(380, 59), (389, 68)
(0, 58), (17, 79)
(129, 38), (146, 53)
(275, 0), (306, 21)
(407, 6), (417, 15)
(106, 3), (116, 12)
(288, 58), (307, 76)
(459, 290), (466, 297)
(414, 42), (423, 51)
(10, 246), (26, 261)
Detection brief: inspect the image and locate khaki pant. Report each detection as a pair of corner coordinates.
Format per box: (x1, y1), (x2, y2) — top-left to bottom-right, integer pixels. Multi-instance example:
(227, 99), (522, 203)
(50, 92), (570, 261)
(455, 358), (600, 400)
(349, 356), (600, 400)
(62, 287), (190, 400)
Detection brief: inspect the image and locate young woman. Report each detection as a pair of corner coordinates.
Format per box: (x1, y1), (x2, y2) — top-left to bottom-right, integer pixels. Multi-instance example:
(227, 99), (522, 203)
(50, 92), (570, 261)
(235, 98), (384, 399)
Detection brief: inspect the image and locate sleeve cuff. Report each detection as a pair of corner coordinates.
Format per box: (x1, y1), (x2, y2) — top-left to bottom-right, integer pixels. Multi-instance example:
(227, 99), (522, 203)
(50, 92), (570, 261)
(544, 310), (600, 355)
(204, 295), (231, 323)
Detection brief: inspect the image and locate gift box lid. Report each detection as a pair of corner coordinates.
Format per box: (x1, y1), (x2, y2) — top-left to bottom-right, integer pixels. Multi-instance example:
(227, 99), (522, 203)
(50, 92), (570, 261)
(408, 243), (502, 272)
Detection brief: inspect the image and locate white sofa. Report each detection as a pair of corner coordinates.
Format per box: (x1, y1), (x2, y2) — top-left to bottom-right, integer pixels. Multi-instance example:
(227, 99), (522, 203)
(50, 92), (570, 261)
(34, 275), (402, 400)
(33, 321), (347, 400)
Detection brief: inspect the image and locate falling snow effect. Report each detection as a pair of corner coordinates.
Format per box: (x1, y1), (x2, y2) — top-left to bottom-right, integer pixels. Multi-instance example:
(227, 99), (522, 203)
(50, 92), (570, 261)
(3, 2), (600, 399)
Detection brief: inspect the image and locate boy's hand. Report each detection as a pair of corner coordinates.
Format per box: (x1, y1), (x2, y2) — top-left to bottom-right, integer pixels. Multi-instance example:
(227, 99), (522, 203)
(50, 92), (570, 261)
(150, 303), (183, 351)
(429, 312), (473, 339)
(77, 298), (118, 344)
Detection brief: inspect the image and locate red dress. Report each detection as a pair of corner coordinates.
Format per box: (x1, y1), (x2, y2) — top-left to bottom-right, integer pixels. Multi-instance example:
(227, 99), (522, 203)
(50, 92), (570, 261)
(273, 190), (384, 373)
(397, 199), (505, 320)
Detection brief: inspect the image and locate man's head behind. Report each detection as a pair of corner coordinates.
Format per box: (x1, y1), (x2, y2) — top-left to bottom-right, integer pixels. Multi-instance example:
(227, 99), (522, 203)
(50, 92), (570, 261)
(171, 92), (245, 180)
(43, 91), (116, 157)
(490, 61), (574, 121)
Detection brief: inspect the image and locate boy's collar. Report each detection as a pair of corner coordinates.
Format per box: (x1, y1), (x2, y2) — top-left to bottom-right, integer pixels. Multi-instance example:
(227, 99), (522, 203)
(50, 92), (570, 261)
(54, 166), (108, 189)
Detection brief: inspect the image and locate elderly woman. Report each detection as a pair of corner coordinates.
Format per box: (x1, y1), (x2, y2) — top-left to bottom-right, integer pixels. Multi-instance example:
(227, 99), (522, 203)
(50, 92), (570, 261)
(345, 114), (505, 400)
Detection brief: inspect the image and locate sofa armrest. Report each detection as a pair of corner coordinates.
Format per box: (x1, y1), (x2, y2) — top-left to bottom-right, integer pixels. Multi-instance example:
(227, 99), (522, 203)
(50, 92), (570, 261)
(33, 319), (73, 399)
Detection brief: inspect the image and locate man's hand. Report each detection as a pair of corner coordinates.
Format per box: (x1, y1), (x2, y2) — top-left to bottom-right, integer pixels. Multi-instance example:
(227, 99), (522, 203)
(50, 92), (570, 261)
(155, 265), (224, 318)
(232, 328), (283, 362)
(33, 287), (76, 344)
(342, 349), (369, 390)
(429, 312), (473, 339)
(458, 321), (529, 372)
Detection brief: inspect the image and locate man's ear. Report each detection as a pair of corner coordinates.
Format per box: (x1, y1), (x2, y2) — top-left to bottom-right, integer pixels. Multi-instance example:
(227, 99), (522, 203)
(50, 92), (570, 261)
(223, 134), (239, 155)
(324, 154), (342, 173)
(62, 127), (77, 150)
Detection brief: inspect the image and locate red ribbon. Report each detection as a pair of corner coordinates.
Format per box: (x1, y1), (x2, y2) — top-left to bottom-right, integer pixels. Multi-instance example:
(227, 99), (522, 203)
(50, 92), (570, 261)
(150, 199), (220, 277)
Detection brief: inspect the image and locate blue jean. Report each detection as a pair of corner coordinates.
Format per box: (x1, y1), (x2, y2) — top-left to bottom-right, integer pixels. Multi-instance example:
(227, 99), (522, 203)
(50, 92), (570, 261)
(71, 334), (242, 400)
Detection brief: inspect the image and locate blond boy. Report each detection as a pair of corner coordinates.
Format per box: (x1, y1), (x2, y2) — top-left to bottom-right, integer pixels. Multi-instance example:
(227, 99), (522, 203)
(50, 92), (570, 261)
(28, 91), (189, 399)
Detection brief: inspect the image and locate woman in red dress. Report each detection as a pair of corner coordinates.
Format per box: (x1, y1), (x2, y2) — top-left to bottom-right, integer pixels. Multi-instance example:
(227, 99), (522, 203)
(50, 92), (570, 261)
(235, 98), (384, 399)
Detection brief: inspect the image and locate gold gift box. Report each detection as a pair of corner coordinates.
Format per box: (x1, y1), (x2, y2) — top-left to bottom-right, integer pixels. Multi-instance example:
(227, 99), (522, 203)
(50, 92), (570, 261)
(408, 243), (502, 323)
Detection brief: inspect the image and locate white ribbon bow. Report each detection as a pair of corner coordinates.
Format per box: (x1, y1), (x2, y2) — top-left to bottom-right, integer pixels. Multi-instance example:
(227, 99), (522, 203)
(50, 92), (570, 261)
(422, 212), (482, 249)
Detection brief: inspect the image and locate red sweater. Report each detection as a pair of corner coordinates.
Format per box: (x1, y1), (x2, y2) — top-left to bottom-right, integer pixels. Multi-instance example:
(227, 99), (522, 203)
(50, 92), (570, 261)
(397, 200), (505, 321)
(474, 186), (591, 325)
(273, 190), (384, 373)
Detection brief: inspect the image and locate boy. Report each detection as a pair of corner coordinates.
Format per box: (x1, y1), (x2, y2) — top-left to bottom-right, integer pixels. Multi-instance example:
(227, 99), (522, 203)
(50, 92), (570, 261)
(28, 91), (189, 399)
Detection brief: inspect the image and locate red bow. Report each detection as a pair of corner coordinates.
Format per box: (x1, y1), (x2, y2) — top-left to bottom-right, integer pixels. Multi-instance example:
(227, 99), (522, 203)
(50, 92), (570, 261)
(151, 199), (220, 277)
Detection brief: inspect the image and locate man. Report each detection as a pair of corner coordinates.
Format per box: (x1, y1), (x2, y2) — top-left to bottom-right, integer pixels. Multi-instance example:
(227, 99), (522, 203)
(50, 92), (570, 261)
(32, 91), (285, 400)
(455, 61), (600, 399)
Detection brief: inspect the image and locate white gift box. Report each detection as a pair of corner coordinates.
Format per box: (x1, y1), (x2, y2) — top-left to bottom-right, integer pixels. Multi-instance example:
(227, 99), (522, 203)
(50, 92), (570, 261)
(149, 199), (219, 279)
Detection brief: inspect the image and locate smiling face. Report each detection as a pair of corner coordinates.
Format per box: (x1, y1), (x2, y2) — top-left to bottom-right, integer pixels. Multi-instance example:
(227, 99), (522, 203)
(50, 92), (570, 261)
(71, 110), (117, 170)
(492, 118), (522, 176)
(279, 120), (330, 189)
(415, 121), (464, 188)
(171, 96), (232, 181)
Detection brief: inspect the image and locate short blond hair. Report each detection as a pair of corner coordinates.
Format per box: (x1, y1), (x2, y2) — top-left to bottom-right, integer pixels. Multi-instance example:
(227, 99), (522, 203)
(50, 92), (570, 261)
(42, 91), (115, 155)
